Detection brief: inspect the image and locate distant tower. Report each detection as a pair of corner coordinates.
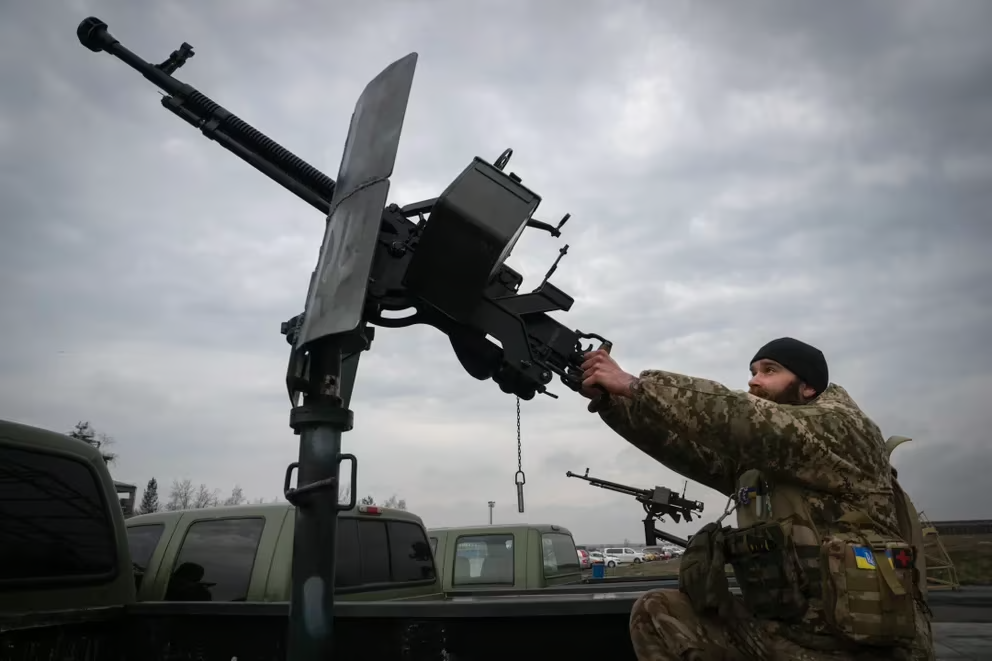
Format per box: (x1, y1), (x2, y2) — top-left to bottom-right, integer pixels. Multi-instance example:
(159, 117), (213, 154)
(919, 511), (961, 591)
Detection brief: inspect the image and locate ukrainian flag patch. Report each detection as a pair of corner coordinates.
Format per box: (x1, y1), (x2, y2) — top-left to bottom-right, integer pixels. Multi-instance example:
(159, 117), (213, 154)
(852, 546), (895, 570)
(853, 546), (877, 569)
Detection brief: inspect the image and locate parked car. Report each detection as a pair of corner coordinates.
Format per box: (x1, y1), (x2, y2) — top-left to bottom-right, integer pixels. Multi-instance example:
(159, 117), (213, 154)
(601, 547), (644, 565)
(587, 551), (622, 568)
(642, 546), (672, 561)
(577, 548), (591, 569)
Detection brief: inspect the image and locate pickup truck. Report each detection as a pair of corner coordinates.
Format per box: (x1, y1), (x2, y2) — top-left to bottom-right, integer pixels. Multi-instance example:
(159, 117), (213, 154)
(126, 502), (442, 602)
(1, 417), (984, 660)
(427, 523), (583, 592)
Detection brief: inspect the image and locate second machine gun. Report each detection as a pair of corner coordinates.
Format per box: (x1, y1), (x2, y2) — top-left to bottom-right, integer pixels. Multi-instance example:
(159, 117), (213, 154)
(567, 468), (705, 548)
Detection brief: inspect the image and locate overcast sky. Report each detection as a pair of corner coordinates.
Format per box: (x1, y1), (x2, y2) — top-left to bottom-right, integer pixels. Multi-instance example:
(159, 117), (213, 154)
(2, 1), (990, 545)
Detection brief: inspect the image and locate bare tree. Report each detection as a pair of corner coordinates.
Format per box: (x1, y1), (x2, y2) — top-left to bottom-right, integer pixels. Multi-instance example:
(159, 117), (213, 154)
(223, 485), (246, 506)
(193, 483), (220, 509)
(166, 478), (195, 511)
(67, 421), (117, 465)
(381, 494), (407, 510)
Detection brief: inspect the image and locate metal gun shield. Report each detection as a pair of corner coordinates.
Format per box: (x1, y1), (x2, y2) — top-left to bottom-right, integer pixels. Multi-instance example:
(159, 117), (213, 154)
(295, 52), (418, 348)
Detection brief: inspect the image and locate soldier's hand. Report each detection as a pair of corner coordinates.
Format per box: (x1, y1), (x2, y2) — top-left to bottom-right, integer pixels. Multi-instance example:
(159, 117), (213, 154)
(580, 349), (637, 400)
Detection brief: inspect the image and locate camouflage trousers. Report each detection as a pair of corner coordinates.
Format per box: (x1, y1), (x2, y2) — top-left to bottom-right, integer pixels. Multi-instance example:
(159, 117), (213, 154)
(628, 589), (935, 661)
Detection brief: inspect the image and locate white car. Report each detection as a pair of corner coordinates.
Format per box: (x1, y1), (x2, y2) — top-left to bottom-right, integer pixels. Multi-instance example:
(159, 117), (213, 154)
(602, 547), (644, 565)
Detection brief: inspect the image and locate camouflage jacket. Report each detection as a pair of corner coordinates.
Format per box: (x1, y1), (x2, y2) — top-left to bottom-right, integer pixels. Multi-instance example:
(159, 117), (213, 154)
(597, 370), (907, 642)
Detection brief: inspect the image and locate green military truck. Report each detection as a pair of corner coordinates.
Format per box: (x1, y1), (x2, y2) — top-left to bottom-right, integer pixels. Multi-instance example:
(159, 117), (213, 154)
(0, 417), (974, 660)
(427, 523), (582, 592)
(0, 418), (137, 615)
(0, 416), (440, 615)
(127, 502), (442, 603)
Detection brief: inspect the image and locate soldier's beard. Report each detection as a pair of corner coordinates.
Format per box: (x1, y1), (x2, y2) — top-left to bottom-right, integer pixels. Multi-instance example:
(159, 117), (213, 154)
(750, 379), (807, 405)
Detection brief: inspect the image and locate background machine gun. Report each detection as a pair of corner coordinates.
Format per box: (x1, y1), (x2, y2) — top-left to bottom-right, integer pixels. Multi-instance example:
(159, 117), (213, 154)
(77, 16), (610, 661)
(566, 469), (705, 548)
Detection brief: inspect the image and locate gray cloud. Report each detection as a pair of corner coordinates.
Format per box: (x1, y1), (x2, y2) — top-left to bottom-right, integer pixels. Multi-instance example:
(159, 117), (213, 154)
(1, 0), (990, 544)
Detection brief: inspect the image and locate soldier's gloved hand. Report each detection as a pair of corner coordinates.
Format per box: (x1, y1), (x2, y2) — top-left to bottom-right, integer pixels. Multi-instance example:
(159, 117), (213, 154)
(579, 349), (638, 404)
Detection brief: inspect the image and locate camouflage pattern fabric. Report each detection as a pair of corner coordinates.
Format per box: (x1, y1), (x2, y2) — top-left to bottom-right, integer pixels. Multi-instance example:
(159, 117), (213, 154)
(629, 588), (932, 660)
(596, 372), (935, 660)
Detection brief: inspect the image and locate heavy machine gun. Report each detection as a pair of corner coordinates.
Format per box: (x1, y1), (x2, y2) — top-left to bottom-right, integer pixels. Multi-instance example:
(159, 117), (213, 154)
(76, 16), (610, 661)
(566, 468), (704, 548)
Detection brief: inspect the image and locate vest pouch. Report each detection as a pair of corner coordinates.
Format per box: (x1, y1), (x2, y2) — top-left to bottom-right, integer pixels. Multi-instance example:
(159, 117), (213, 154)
(821, 531), (919, 647)
(679, 522), (734, 618)
(724, 520), (808, 622)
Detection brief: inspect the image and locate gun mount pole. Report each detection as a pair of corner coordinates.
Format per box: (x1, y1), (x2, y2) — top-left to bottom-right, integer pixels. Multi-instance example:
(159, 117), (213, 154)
(643, 515), (689, 548)
(283, 336), (360, 661)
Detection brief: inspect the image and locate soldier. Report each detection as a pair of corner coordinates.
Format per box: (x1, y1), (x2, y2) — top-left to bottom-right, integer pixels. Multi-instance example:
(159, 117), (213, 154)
(579, 337), (934, 661)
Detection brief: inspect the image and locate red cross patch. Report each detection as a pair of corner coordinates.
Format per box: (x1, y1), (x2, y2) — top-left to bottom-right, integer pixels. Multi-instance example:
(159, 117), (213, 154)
(892, 548), (913, 569)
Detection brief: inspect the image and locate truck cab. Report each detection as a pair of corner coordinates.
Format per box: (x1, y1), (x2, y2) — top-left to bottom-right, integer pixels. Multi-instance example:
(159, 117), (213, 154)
(0, 418), (136, 615)
(428, 523), (582, 592)
(126, 502), (443, 602)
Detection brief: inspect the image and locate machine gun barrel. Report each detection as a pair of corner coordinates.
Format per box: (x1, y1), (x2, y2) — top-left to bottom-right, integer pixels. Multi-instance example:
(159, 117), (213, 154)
(76, 17), (336, 215)
(565, 470), (650, 499)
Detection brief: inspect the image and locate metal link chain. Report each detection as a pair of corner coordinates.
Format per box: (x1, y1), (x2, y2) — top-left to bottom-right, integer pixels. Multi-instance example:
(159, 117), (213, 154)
(514, 396), (526, 513)
(517, 396), (522, 472)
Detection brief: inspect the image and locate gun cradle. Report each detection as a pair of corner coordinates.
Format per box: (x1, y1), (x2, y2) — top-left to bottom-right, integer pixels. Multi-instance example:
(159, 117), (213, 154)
(314, 157), (598, 401)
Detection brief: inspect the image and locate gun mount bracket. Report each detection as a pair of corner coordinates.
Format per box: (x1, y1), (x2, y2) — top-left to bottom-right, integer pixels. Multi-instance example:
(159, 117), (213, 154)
(288, 404), (354, 432)
(283, 454), (358, 510)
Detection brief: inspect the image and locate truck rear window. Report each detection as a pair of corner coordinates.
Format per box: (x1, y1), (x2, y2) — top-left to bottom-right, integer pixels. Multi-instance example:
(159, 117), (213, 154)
(542, 532), (580, 577)
(336, 518), (436, 588)
(452, 534), (514, 585)
(0, 446), (117, 584)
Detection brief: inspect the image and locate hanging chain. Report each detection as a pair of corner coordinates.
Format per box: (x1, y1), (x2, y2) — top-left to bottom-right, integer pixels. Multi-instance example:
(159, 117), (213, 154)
(514, 396), (526, 513)
(516, 397), (522, 472)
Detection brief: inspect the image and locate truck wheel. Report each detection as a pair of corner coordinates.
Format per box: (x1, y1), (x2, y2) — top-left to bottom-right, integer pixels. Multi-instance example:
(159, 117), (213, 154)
(633, 557), (642, 564)
(607, 560), (616, 568)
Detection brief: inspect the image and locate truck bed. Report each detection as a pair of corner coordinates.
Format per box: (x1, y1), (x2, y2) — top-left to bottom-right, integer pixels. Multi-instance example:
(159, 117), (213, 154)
(4, 587), (990, 661)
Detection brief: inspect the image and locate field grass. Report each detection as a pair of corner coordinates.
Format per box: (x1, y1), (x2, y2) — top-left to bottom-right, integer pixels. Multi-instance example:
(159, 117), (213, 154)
(585, 534), (992, 586)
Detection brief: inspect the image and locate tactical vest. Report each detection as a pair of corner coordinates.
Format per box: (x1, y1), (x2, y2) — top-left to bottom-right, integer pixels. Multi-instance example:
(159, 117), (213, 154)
(679, 438), (928, 649)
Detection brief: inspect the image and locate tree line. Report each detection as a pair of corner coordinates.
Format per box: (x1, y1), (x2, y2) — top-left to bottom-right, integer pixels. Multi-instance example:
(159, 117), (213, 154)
(134, 477), (407, 515)
(67, 421), (407, 515)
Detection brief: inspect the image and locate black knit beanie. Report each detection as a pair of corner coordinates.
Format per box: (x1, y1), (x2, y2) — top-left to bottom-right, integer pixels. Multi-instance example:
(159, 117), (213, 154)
(750, 337), (829, 395)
